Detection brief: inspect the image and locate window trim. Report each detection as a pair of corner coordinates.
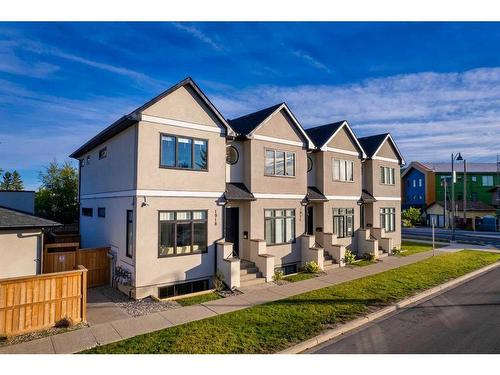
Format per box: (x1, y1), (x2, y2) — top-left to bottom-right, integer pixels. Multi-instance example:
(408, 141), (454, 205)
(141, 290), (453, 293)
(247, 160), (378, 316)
(97, 207), (106, 218)
(98, 147), (107, 160)
(333, 208), (355, 238)
(264, 209), (296, 246)
(264, 148), (296, 178)
(380, 207), (396, 233)
(380, 166), (396, 185)
(226, 145), (239, 165)
(126, 210), (133, 258)
(333, 158), (354, 182)
(159, 133), (209, 172)
(158, 210), (209, 258)
(307, 156), (313, 172)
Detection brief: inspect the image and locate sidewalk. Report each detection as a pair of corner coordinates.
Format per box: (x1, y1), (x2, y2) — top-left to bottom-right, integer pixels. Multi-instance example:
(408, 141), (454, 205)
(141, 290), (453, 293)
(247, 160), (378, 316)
(0, 248), (466, 354)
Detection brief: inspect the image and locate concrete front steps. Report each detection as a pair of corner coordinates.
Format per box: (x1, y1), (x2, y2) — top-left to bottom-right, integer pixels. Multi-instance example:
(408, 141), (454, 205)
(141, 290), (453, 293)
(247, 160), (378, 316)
(323, 251), (337, 270)
(378, 248), (389, 258)
(240, 260), (266, 287)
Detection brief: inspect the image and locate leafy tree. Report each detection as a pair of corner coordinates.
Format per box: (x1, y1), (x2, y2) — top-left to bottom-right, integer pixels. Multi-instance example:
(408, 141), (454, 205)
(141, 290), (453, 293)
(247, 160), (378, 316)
(402, 207), (422, 226)
(0, 171), (13, 190)
(35, 161), (79, 224)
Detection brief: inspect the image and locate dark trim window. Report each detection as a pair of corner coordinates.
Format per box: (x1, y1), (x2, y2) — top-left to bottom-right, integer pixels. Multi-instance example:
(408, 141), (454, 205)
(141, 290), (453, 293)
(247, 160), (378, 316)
(126, 210), (133, 258)
(160, 134), (208, 170)
(97, 207), (106, 218)
(265, 149), (295, 177)
(333, 159), (354, 182)
(333, 208), (354, 238)
(265, 209), (295, 245)
(99, 147), (107, 159)
(82, 207), (93, 217)
(307, 156), (313, 172)
(159, 210), (208, 257)
(158, 279), (209, 299)
(226, 145), (239, 165)
(380, 166), (395, 185)
(380, 207), (396, 232)
(275, 263), (298, 276)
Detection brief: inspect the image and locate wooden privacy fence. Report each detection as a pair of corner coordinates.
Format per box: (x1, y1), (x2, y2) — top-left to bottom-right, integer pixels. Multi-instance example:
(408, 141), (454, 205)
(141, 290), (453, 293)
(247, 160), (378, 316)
(0, 266), (87, 336)
(43, 246), (110, 288)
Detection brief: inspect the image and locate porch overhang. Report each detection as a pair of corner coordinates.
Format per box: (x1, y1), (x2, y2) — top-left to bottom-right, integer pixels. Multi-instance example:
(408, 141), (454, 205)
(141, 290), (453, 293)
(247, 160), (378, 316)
(224, 182), (256, 201)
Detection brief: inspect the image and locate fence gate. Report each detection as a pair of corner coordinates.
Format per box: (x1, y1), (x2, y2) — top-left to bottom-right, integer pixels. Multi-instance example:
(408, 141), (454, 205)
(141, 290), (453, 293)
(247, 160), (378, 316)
(43, 246), (110, 288)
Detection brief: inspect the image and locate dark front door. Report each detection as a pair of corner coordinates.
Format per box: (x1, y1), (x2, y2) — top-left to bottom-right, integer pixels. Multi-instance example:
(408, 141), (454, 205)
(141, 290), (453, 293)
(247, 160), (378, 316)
(306, 206), (314, 235)
(225, 207), (239, 256)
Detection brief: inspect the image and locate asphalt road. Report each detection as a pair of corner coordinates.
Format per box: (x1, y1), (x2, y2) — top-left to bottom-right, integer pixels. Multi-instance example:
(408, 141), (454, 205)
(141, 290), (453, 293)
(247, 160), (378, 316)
(309, 266), (500, 354)
(403, 227), (500, 248)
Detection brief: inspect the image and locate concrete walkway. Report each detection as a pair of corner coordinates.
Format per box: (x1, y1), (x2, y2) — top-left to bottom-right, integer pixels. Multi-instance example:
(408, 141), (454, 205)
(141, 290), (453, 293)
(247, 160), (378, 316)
(0, 247), (479, 354)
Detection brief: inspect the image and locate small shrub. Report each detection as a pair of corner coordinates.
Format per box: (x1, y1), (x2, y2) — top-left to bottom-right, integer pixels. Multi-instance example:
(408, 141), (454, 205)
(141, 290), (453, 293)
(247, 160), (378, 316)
(392, 247), (403, 255)
(213, 270), (225, 292)
(402, 207), (422, 226)
(343, 250), (356, 264)
(273, 270), (284, 281)
(55, 317), (73, 328)
(402, 218), (413, 228)
(0, 334), (7, 342)
(304, 261), (320, 274)
(363, 253), (375, 261)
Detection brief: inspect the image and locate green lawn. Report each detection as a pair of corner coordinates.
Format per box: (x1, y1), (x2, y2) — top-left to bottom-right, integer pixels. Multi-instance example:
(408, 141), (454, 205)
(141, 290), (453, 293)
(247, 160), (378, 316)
(399, 240), (444, 256)
(351, 259), (377, 267)
(175, 292), (222, 307)
(83, 251), (499, 354)
(283, 273), (317, 282)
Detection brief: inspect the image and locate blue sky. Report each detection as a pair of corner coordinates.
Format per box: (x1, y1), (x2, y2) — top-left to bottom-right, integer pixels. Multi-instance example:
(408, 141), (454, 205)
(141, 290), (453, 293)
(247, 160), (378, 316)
(0, 22), (499, 190)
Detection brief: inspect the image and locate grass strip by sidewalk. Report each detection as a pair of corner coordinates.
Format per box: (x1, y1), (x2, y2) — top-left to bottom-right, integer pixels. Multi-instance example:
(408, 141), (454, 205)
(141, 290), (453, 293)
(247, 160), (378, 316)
(399, 240), (445, 256)
(175, 292), (222, 307)
(283, 273), (317, 282)
(82, 251), (499, 354)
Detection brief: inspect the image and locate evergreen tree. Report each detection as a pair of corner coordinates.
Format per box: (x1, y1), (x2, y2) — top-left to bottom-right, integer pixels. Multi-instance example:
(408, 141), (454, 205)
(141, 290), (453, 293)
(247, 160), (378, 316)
(11, 170), (24, 191)
(0, 171), (13, 190)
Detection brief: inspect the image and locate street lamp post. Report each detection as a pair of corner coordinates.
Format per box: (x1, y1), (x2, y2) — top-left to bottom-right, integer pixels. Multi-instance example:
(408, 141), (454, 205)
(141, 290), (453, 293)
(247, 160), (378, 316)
(451, 152), (463, 242)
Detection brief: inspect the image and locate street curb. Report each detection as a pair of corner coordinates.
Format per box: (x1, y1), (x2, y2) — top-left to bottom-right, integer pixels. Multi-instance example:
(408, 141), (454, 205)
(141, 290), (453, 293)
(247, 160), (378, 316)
(279, 261), (500, 354)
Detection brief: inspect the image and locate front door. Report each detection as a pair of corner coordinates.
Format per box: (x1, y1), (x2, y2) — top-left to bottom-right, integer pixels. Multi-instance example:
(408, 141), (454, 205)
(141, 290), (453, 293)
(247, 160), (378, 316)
(225, 207), (239, 256)
(306, 206), (314, 235)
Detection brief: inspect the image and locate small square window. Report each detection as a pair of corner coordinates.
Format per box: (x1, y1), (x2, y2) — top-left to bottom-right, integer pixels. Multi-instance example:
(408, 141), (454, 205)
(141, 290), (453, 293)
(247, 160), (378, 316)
(99, 147), (107, 159)
(98, 207), (106, 217)
(82, 207), (93, 217)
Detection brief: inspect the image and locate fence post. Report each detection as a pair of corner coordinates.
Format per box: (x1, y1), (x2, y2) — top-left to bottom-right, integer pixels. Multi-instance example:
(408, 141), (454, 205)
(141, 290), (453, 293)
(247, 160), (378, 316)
(79, 265), (88, 323)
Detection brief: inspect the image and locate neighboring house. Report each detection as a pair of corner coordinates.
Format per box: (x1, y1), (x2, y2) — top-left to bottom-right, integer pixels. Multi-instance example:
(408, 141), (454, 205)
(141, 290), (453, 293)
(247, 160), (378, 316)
(401, 161), (499, 225)
(0, 191), (59, 278)
(426, 201), (497, 228)
(70, 77), (404, 300)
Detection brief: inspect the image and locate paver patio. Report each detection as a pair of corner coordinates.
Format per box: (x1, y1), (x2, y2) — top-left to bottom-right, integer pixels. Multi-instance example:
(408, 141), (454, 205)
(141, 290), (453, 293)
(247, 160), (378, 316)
(0, 245), (479, 354)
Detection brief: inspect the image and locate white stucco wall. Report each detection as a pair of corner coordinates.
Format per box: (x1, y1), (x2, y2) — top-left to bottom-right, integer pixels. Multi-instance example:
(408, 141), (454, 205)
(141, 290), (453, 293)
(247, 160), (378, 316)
(0, 229), (41, 278)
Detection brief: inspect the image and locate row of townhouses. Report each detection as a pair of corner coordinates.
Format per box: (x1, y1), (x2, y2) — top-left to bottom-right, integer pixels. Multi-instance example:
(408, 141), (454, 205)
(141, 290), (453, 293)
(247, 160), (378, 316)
(70, 77), (405, 300)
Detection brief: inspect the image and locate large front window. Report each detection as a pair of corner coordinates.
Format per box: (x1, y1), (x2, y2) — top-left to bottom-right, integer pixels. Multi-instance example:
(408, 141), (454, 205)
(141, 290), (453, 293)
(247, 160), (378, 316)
(482, 175), (493, 186)
(380, 208), (396, 232)
(160, 134), (208, 170)
(380, 166), (395, 185)
(333, 208), (354, 238)
(265, 209), (295, 245)
(333, 159), (354, 182)
(159, 211), (208, 257)
(265, 149), (295, 177)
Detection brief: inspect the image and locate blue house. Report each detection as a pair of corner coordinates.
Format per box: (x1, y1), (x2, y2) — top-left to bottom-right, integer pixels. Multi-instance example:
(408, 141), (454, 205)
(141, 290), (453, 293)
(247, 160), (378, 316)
(402, 168), (426, 209)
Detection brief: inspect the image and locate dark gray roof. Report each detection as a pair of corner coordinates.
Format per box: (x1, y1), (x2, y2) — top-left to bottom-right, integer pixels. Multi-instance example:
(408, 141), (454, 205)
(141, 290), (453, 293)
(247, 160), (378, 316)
(0, 206), (60, 229)
(305, 121), (345, 149)
(227, 103), (283, 136)
(307, 186), (328, 202)
(224, 183), (255, 201)
(421, 162), (498, 173)
(361, 189), (377, 203)
(358, 133), (389, 158)
(70, 77), (232, 158)
(430, 201), (496, 211)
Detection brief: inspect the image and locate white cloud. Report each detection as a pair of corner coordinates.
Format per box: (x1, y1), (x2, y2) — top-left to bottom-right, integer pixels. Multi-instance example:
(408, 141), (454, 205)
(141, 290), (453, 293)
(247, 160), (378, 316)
(210, 67), (500, 163)
(292, 50), (331, 73)
(172, 23), (224, 52)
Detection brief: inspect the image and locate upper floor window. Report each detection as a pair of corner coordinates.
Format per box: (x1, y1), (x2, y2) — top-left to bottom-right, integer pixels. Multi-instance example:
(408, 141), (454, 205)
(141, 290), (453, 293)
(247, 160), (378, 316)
(226, 145), (239, 165)
(471, 176), (477, 183)
(265, 209), (295, 245)
(99, 147), (107, 159)
(333, 159), (354, 182)
(412, 180), (416, 188)
(82, 207), (93, 217)
(380, 166), (395, 185)
(418, 178), (422, 187)
(307, 156), (313, 172)
(482, 175), (493, 186)
(265, 149), (295, 177)
(160, 134), (208, 171)
(86, 155), (91, 165)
